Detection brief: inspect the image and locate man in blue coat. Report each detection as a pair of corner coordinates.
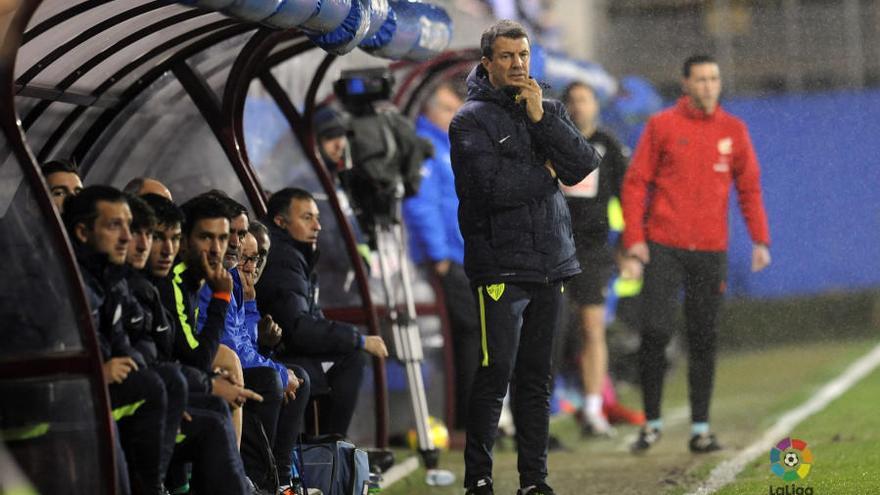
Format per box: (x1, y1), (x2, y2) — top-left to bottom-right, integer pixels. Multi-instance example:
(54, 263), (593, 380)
(449, 20), (600, 495)
(402, 82), (478, 431)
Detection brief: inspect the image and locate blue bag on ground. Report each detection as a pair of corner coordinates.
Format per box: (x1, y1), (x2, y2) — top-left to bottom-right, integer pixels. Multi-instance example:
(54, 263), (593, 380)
(300, 440), (370, 495)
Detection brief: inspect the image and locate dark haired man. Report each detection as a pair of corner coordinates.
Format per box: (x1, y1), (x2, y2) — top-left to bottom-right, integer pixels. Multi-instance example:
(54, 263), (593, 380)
(449, 19), (598, 495)
(257, 188), (388, 437)
(153, 193), (259, 409)
(143, 193), (184, 284)
(62, 186), (173, 495)
(40, 159), (82, 212)
(122, 194), (167, 363)
(126, 193), (254, 494)
(622, 54), (771, 454)
(193, 195), (309, 492)
(201, 191), (250, 269)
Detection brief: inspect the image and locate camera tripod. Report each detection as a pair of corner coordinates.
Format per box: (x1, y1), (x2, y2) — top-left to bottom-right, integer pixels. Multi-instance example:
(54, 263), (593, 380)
(370, 212), (455, 487)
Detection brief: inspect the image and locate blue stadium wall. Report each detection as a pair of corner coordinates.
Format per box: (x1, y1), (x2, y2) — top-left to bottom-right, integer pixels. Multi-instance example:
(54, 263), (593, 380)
(722, 89), (880, 298)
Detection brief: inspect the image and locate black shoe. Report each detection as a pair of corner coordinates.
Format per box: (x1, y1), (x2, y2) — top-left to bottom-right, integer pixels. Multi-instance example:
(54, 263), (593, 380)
(366, 448), (395, 473)
(517, 483), (556, 495)
(630, 427), (662, 454)
(547, 434), (570, 452)
(465, 478), (494, 494)
(689, 433), (723, 453)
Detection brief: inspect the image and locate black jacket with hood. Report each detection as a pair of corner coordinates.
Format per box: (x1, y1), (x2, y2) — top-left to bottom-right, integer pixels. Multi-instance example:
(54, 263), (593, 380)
(255, 222), (364, 392)
(449, 64), (600, 286)
(74, 243), (146, 368)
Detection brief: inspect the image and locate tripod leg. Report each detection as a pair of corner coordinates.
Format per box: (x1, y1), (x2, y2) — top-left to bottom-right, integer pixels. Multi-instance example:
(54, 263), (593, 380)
(374, 225), (455, 485)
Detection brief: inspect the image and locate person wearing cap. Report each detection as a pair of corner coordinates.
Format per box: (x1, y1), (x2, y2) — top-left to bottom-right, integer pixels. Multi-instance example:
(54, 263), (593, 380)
(313, 104), (350, 172)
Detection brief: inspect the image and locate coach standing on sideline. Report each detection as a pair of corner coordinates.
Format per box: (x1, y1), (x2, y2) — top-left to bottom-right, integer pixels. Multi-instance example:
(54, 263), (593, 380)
(623, 54), (771, 455)
(449, 19), (599, 495)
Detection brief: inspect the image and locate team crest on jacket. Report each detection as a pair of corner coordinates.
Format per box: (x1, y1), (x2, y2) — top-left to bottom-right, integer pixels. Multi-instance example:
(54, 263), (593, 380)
(486, 283), (505, 301)
(717, 137), (733, 155)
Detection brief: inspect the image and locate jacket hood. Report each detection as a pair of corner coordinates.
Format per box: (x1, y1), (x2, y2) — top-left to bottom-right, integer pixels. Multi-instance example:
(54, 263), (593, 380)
(465, 64), (519, 108)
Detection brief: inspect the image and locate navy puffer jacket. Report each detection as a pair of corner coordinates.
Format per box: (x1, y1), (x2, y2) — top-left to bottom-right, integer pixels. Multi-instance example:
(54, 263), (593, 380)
(449, 64), (600, 286)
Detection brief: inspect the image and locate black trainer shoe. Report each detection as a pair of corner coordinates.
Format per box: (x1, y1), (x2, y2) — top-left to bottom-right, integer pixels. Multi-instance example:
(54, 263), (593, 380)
(630, 427), (662, 454)
(517, 483), (556, 495)
(689, 433), (723, 453)
(465, 478), (494, 495)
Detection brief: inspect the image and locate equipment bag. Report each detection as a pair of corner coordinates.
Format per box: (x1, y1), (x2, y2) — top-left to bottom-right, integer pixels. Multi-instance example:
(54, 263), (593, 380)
(300, 440), (370, 495)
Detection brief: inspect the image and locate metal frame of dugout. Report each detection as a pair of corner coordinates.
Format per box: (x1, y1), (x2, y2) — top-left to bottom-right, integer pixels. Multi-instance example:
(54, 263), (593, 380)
(0, 0), (459, 493)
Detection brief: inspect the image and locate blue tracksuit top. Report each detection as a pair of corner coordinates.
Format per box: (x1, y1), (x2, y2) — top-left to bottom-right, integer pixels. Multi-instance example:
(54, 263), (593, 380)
(197, 268), (288, 387)
(402, 115), (465, 265)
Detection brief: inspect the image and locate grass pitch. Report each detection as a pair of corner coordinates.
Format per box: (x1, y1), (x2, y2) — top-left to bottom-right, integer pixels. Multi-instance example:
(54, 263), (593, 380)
(382, 339), (879, 495)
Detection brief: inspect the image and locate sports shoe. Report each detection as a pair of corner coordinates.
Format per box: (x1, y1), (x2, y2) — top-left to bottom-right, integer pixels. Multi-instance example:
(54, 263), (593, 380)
(630, 427), (662, 454)
(517, 483), (556, 495)
(278, 479), (305, 495)
(689, 433), (723, 453)
(465, 478), (493, 494)
(581, 413), (617, 438)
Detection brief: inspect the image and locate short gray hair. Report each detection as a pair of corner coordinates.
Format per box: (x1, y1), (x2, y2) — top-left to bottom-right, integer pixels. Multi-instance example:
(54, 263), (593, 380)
(480, 19), (529, 59)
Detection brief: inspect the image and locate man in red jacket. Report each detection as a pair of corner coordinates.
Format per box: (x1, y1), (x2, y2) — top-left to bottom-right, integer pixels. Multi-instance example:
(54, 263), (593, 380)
(622, 54), (771, 454)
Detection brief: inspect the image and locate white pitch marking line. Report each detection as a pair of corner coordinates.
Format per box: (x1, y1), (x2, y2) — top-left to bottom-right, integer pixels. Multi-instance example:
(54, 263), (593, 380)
(687, 342), (880, 495)
(379, 455), (421, 489)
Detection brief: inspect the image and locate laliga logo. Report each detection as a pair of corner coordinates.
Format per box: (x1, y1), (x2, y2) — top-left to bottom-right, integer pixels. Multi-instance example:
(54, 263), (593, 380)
(769, 437), (814, 495)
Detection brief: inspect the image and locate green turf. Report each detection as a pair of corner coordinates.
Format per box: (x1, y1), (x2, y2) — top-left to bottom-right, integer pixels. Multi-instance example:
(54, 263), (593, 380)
(381, 339), (879, 495)
(713, 365), (880, 495)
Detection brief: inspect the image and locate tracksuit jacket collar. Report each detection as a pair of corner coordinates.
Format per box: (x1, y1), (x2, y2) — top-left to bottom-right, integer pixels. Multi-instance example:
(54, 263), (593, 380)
(416, 115), (448, 143)
(73, 242), (127, 286)
(465, 64), (524, 112)
(676, 96), (722, 121)
(267, 222), (320, 269)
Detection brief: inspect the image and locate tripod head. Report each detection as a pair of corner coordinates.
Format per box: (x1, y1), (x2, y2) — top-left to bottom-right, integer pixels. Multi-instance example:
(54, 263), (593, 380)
(332, 68), (433, 246)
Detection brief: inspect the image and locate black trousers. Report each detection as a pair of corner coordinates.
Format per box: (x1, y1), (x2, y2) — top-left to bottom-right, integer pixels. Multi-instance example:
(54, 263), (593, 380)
(109, 368), (169, 495)
(242, 365), (310, 487)
(150, 363), (187, 482)
(437, 262), (480, 430)
(638, 242), (727, 424)
(168, 394), (250, 494)
(285, 349), (366, 437)
(464, 281), (564, 489)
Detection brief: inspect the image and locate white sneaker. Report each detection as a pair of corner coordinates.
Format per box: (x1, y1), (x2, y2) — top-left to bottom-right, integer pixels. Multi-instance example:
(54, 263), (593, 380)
(425, 468), (456, 486)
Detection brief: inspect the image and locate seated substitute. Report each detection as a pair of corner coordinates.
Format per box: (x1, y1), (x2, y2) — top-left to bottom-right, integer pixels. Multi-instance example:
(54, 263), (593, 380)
(256, 188), (388, 437)
(63, 186), (176, 495)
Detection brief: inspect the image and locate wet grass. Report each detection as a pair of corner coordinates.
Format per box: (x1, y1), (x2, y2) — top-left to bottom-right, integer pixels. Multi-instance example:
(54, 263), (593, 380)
(714, 365), (880, 495)
(381, 338), (878, 495)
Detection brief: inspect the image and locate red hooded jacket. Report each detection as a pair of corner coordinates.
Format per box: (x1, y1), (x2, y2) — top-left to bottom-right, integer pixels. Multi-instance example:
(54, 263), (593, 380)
(622, 97), (770, 252)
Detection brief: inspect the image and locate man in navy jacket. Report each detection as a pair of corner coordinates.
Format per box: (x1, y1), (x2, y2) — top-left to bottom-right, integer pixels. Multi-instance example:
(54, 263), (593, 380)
(449, 19), (600, 495)
(256, 187), (388, 437)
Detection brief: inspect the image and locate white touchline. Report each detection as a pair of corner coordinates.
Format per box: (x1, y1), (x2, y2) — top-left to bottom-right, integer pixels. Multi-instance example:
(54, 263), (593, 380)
(687, 342), (880, 495)
(380, 455), (420, 488)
